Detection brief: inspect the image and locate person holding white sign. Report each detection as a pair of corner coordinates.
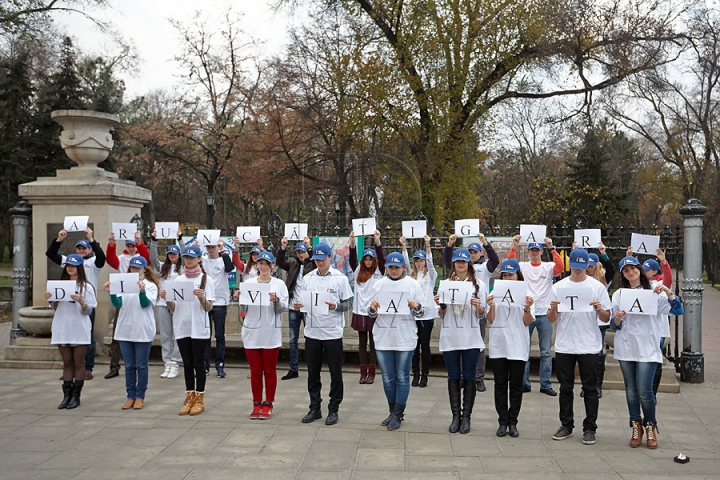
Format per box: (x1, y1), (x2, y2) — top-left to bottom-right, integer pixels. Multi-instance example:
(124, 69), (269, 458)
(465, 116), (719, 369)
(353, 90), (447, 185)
(486, 259), (535, 438)
(160, 246), (215, 416)
(434, 248), (487, 434)
(547, 249), (611, 446)
(150, 229), (185, 379)
(401, 235), (437, 388)
(202, 237), (235, 378)
(46, 226), (106, 380)
(233, 238), (264, 281)
(610, 256), (683, 450)
(103, 256), (159, 410)
(367, 252), (425, 430)
(238, 251), (289, 420)
(293, 243), (353, 426)
(443, 232), (499, 393)
(349, 229), (385, 385)
(276, 236), (316, 381)
(508, 234), (564, 396)
(46, 254), (98, 410)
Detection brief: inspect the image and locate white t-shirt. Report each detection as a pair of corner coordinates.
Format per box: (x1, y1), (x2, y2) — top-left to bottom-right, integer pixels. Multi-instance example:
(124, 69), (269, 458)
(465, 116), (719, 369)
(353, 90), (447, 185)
(371, 276), (424, 351)
(519, 261), (557, 313)
(352, 267), (383, 316)
(550, 276), (612, 354)
(50, 282), (97, 345)
(438, 278), (487, 352)
(474, 263), (493, 291)
(402, 250), (438, 320)
(158, 266), (183, 308)
(650, 280), (672, 338)
(488, 295), (535, 361)
(203, 256), (230, 306)
(242, 264), (259, 282)
(241, 277), (289, 349)
(300, 267), (353, 340)
(173, 273), (216, 340)
(114, 279), (158, 343)
(292, 264), (305, 302)
(611, 288), (673, 363)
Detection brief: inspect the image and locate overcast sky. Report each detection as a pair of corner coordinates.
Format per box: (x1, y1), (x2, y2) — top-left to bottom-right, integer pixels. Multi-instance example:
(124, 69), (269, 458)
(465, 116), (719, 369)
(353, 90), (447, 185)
(52, 0), (292, 98)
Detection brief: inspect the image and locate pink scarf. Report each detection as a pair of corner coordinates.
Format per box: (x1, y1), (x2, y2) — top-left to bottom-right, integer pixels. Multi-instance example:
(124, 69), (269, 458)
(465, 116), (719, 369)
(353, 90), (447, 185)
(184, 265), (203, 279)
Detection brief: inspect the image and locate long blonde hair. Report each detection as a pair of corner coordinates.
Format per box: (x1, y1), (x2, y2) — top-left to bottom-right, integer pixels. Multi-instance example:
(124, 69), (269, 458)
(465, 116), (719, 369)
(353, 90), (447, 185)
(592, 263), (607, 286)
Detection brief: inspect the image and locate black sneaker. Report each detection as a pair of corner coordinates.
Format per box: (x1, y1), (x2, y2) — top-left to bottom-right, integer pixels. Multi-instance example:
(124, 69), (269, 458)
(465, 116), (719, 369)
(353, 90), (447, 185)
(205, 369), (210, 376)
(282, 370), (299, 380)
(216, 365), (226, 378)
(540, 387), (557, 396)
(552, 426), (572, 441)
(582, 430), (596, 445)
(476, 380), (486, 392)
(522, 385), (531, 393)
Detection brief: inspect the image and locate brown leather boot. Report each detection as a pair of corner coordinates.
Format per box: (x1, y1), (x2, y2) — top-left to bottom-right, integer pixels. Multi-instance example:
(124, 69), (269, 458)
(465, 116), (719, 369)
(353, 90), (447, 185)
(122, 399), (135, 410)
(359, 364), (368, 384)
(190, 392), (205, 415)
(366, 363), (376, 384)
(629, 420), (643, 448)
(179, 391), (196, 415)
(645, 422), (658, 449)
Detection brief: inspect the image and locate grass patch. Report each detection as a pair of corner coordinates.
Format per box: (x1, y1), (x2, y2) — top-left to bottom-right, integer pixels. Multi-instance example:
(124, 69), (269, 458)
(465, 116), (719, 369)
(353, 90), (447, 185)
(0, 312), (11, 323)
(0, 276), (12, 286)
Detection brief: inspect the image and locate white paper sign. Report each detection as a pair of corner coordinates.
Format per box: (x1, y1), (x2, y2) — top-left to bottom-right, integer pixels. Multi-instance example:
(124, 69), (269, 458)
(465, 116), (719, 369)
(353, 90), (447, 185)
(352, 218), (377, 237)
(455, 219), (480, 238)
(299, 290), (331, 315)
(556, 287), (595, 313)
(437, 280), (474, 305)
(163, 280), (196, 302)
(402, 221), (427, 239)
(64, 216), (89, 232)
(46, 280), (78, 302)
(109, 273), (140, 295)
(519, 224), (547, 244)
(631, 233), (660, 255)
(284, 223), (308, 241)
(155, 222), (179, 239)
(491, 280), (528, 306)
(238, 283), (272, 306)
(236, 226), (261, 243)
(574, 229), (602, 249)
(376, 291), (411, 315)
(197, 229), (221, 246)
(618, 289), (658, 316)
(112, 223), (137, 241)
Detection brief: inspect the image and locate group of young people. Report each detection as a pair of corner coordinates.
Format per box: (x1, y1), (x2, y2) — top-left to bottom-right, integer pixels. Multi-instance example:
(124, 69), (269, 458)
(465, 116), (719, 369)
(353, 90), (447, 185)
(45, 225), (682, 449)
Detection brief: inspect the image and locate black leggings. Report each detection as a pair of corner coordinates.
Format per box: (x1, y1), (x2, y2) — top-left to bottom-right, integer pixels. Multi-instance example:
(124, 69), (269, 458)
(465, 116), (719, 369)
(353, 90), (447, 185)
(58, 345), (87, 381)
(412, 320), (434, 374)
(177, 337), (209, 392)
(358, 331), (376, 365)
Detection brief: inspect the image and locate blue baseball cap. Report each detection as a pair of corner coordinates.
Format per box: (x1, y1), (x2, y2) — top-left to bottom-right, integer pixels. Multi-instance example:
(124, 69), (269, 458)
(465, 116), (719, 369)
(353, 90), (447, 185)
(75, 239), (91, 249)
(467, 242), (483, 252)
(258, 251), (275, 263)
(312, 243), (332, 260)
(619, 256), (641, 270)
(452, 248), (471, 262)
(588, 253), (600, 267)
(362, 248), (377, 259)
(528, 242), (543, 250)
(250, 246), (262, 254)
(569, 248), (589, 270)
(183, 246), (202, 258)
(125, 239), (136, 246)
(412, 250), (427, 260)
(294, 242), (308, 252)
(642, 259), (660, 271)
(499, 259), (520, 274)
(167, 244), (181, 255)
(129, 256), (148, 268)
(64, 254), (84, 266)
(386, 252), (405, 266)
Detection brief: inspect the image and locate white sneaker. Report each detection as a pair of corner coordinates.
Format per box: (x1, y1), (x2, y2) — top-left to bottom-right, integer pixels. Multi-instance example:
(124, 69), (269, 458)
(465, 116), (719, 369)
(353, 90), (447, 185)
(167, 362), (179, 379)
(160, 363), (171, 378)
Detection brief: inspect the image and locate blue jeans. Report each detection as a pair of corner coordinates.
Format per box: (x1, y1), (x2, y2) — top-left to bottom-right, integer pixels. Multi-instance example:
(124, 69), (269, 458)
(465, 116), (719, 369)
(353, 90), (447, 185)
(288, 309), (305, 372)
(619, 360), (657, 425)
(118, 341), (152, 400)
(376, 350), (414, 405)
(523, 314), (553, 389)
(443, 349), (480, 381)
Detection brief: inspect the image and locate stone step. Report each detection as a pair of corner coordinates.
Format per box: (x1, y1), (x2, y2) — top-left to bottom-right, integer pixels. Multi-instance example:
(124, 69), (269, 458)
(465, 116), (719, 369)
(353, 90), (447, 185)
(4, 344), (63, 362)
(0, 359), (64, 369)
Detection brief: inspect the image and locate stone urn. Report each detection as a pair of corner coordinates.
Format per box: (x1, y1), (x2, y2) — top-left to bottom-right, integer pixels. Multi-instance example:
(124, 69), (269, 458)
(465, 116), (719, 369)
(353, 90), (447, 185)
(51, 110), (121, 168)
(18, 306), (55, 337)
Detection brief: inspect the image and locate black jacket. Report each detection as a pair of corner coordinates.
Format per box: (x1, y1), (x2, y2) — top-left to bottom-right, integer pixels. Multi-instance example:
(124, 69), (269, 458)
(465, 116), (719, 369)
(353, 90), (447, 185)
(276, 247), (317, 301)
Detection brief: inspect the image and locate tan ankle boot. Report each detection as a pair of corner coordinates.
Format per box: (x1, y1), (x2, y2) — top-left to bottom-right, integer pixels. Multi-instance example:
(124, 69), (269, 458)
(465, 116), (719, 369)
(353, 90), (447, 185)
(629, 420), (643, 448)
(179, 391), (196, 415)
(645, 422), (658, 449)
(190, 392), (204, 415)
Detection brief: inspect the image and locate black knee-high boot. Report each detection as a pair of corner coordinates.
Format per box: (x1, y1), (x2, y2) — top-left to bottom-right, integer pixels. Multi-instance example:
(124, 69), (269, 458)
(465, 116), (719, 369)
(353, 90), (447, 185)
(460, 380), (477, 434)
(448, 379), (462, 433)
(58, 381), (73, 409)
(67, 380), (84, 409)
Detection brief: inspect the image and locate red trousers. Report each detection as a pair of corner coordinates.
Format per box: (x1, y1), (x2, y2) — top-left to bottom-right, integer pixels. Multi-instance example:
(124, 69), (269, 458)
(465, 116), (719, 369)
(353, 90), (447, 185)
(246, 348), (280, 403)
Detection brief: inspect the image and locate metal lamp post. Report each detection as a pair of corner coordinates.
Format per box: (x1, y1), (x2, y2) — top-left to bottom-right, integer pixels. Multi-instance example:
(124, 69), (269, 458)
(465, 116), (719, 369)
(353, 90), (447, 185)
(206, 194), (216, 229)
(9, 200), (32, 345)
